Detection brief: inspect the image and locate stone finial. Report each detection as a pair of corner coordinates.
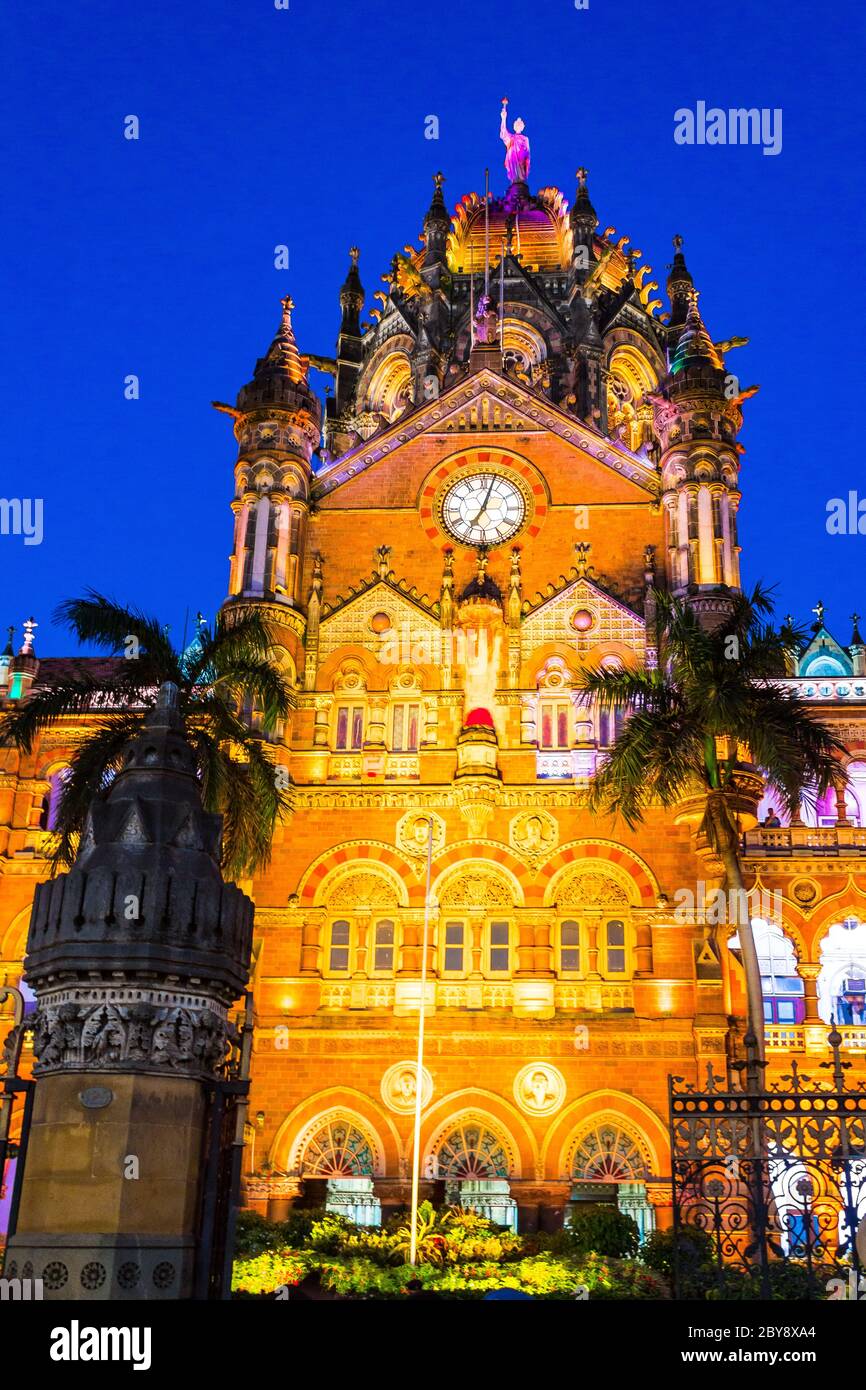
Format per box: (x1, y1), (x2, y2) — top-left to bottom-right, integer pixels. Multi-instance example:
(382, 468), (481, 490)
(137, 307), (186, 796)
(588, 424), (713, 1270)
(376, 544), (391, 579)
(20, 617), (37, 655)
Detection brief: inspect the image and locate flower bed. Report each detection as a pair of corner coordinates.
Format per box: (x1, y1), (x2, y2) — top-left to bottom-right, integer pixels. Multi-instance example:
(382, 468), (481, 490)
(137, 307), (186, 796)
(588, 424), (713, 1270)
(231, 1203), (669, 1300)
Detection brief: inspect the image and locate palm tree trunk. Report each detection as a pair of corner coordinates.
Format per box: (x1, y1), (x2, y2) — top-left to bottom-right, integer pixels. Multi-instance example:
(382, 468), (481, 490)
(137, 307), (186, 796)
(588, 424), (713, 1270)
(706, 792), (765, 1059)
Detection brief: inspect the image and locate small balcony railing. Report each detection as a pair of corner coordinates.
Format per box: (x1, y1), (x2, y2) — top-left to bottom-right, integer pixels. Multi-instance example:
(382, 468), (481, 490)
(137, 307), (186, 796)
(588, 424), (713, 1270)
(742, 825), (866, 856)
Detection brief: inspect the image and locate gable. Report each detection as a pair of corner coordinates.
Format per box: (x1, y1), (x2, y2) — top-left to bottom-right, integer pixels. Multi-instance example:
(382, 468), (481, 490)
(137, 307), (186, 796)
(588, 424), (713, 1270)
(317, 579), (440, 665)
(313, 368), (658, 504)
(522, 575), (646, 655)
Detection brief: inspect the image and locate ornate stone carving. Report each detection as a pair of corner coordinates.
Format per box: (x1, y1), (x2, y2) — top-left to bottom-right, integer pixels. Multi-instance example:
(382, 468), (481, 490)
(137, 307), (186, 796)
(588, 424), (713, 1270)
(396, 811), (446, 862)
(324, 870), (400, 910)
(513, 1062), (566, 1117)
(30, 993), (234, 1080)
(556, 869), (630, 909)
(438, 871), (512, 909)
(380, 1060), (434, 1114)
(509, 809), (558, 863)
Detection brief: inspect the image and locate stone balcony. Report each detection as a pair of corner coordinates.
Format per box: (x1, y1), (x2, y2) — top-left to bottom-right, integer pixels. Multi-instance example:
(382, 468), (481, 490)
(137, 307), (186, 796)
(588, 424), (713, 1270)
(742, 825), (866, 857)
(765, 1023), (866, 1053)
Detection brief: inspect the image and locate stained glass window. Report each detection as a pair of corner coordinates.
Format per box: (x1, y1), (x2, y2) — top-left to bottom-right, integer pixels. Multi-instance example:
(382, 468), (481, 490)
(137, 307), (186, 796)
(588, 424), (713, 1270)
(572, 1123), (647, 1181)
(300, 1117), (375, 1176)
(434, 1121), (510, 1179)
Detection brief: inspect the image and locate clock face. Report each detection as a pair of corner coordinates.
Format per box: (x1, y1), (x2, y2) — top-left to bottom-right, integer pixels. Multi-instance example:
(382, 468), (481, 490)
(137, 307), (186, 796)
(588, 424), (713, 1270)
(440, 473), (527, 547)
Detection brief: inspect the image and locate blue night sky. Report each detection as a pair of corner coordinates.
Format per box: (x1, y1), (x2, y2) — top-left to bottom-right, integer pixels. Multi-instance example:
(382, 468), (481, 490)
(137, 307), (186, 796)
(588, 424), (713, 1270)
(3, 0), (864, 656)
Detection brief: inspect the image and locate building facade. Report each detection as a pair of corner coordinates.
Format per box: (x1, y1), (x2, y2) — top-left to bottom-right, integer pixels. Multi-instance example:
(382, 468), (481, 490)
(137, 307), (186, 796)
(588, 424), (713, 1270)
(3, 137), (866, 1237)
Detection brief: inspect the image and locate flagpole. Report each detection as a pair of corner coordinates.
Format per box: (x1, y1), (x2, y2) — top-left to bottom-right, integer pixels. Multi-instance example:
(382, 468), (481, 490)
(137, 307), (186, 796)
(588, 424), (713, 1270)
(484, 167), (490, 300)
(409, 814), (435, 1266)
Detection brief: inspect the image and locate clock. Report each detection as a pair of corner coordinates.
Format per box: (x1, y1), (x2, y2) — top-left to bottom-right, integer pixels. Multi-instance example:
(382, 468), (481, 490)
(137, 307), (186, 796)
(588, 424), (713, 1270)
(440, 472), (527, 547)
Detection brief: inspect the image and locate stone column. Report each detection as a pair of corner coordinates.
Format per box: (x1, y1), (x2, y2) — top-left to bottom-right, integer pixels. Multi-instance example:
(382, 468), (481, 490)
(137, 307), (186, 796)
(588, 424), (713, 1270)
(6, 684), (253, 1301)
(800, 962), (827, 1054)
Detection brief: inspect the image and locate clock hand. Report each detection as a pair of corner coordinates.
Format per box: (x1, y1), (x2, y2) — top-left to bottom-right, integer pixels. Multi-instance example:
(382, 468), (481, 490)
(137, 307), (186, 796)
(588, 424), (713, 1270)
(469, 475), (497, 526)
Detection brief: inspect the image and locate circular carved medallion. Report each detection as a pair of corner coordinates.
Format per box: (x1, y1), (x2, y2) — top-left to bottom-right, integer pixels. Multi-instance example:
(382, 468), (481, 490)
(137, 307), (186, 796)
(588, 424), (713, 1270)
(381, 1061), (434, 1114)
(513, 1062), (566, 1117)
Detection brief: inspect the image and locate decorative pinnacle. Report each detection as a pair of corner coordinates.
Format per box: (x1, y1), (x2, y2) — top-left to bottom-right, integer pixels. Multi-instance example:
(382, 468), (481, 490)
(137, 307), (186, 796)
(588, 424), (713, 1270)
(812, 600), (825, 625)
(576, 166), (588, 186)
(673, 233), (684, 251)
(281, 294), (295, 321)
(433, 171), (444, 190)
(349, 246), (359, 265)
(20, 617), (37, 655)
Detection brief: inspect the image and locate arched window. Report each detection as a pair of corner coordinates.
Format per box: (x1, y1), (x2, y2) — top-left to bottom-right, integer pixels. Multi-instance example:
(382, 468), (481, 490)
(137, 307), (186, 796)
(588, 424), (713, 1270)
(328, 920), (351, 973)
(728, 919), (803, 1024)
(818, 918), (866, 1025)
(571, 1122), (649, 1182)
(604, 919), (627, 974)
(299, 1117), (375, 1177)
(558, 919), (581, 975)
(38, 768), (70, 832)
(432, 1121), (511, 1179)
(372, 919), (395, 973)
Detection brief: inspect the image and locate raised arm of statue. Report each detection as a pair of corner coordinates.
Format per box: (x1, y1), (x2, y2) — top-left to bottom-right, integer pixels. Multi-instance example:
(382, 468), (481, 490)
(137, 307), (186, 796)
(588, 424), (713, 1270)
(500, 106), (509, 144)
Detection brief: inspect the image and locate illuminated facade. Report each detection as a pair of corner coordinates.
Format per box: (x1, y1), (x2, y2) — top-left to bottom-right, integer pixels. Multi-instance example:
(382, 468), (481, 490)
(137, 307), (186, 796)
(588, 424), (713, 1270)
(3, 149), (866, 1236)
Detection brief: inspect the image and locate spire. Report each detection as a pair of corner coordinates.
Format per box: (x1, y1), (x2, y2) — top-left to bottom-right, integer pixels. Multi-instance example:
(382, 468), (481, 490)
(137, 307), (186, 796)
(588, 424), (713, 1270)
(263, 295), (307, 384)
(235, 293), (322, 446)
(669, 288), (723, 375)
(423, 172), (450, 269)
(424, 172), (450, 231)
(570, 167), (598, 245)
(666, 234), (694, 327)
(339, 246), (364, 334)
(851, 612), (864, 647)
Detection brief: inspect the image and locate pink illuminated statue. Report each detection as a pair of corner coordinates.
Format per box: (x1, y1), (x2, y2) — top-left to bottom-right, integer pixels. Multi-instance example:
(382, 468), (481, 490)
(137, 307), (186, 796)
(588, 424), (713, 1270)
(500, 99), (530, 184)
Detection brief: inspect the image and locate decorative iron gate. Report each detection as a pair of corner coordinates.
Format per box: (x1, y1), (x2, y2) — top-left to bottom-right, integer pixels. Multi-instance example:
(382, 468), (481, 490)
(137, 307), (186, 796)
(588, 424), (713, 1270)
(669, 1027), (866, 1298)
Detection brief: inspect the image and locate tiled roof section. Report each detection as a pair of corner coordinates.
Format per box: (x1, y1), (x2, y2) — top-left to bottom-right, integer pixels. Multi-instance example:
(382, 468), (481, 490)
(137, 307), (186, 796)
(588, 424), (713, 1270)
(34, 656), (126, 686)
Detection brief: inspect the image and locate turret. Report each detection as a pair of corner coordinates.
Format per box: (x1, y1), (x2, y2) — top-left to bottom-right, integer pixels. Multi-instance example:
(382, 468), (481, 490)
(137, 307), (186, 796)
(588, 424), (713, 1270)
(653, 289), (744, 617)
(7, 618), (39, 701)
(217, 294), (321, 608)
(0, 625), (14, 696)
(850, 614), (865, 677)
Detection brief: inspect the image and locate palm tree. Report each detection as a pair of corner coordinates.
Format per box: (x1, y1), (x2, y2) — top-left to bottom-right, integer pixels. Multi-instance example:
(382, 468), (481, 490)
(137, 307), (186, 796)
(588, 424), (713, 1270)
(0, 591), (294, 879)
(576, 584), (845, 1053)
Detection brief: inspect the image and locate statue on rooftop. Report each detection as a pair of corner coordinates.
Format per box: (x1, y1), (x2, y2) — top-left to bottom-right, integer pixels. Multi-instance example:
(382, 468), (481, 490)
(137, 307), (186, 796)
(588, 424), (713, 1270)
(500, 99), (530, 185)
